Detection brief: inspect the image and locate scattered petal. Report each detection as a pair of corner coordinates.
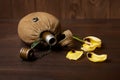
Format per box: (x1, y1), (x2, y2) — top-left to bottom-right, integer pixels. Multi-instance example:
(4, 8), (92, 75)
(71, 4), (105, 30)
(81, 36), (102, 52)
(66, 50), (83, 60)
(86, 52), (107, 62)
(81, 43), (96, 52)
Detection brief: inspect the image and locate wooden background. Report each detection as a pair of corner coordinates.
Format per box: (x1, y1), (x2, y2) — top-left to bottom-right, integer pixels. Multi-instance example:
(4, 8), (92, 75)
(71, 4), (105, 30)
(0, 0), (120, 80)
(0, 0), (120, 21)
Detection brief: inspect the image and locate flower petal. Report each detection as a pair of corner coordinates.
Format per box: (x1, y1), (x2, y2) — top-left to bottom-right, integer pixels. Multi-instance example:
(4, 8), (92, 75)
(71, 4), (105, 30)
(86, 52), (107, 62)
(66, 50), (83, 60)
(81, 44), (96, 52)
(81, 36), (102, 52)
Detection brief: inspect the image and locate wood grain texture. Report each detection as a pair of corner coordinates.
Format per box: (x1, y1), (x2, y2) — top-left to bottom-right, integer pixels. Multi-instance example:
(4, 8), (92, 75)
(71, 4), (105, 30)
(11, 0), (35, 19)
(0, 0), (12, 19)
(110, 0), (120, 18)
(36, 0), (61, 19)
(0, 0), (120, 20)
(61, 0), (120, 19)
(83, 0), (110, 19)
(0, 20), (120, 80)
(61, 0), (109, 19)
(61, 0), (85, 19)
(0, 0), (120, 79)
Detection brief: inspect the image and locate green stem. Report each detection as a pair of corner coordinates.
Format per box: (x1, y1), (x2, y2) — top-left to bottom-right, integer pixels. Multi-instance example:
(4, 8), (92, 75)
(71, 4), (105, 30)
(72, 35), (84, 43)
(31, 40), (40, 49)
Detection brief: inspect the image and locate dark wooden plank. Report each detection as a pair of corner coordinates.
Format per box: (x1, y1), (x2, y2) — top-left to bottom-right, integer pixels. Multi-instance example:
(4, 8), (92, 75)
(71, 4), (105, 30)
(1, 0), (120, 20)
(61, 0), (84, 19)
(110, 0), (120, 18)
(0, 19), (120, 80)
(61, 0), (110, 19)
(0, 0), (12, 19)
(11, 0), (35, 19)
(35, 0), (61, 19)
(82, 0), (110, 19)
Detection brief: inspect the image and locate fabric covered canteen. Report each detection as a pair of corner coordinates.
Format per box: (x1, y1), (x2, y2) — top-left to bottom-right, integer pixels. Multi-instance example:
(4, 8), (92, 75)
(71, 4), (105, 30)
(18, 12), (73, 47)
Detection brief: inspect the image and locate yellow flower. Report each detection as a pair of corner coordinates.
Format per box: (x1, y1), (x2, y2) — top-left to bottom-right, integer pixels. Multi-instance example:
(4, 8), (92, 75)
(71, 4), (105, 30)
(66, 35), (107, 62)
(81, 36), (102, 52)
(86, 52), (107, 62)
(66, 50), (83, 60)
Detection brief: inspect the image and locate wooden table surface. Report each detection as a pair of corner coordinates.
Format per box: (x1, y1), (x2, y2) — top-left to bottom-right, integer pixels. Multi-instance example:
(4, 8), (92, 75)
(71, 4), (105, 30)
(0, 19), (120, 80)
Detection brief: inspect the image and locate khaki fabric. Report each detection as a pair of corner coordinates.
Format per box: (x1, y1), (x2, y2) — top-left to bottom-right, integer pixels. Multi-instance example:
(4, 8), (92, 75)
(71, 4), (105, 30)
(18, 12), (61, 44)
